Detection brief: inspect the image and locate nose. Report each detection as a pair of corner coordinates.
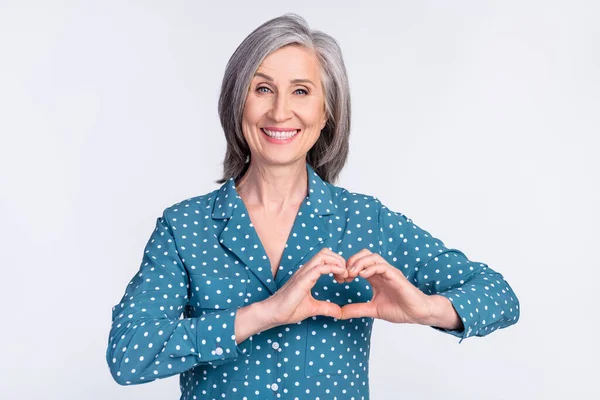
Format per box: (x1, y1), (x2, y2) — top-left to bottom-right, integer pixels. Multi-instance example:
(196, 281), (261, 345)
(268, 93), (293, 122)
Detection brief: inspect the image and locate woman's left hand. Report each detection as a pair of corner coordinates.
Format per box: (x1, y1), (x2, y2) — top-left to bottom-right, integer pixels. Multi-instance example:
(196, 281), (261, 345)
(339, 249), (432, 324)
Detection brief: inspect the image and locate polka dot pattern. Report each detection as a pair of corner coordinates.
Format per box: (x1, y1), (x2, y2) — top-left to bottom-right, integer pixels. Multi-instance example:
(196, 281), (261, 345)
(377, 204), (520, 342)
(106, 162), (520, 398)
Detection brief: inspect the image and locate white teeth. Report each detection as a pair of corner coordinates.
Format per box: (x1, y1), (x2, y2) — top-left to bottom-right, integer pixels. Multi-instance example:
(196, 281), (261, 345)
(261, 129), (299, 139)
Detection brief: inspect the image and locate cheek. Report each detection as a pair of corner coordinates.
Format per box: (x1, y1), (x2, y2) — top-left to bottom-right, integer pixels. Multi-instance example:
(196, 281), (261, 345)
(296, 102), (326, 126)
(242, 96), (265, 124)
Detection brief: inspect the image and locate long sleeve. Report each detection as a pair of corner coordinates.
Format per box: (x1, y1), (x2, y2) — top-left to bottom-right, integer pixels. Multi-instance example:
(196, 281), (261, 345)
(376, 200), (520, 343)
(106, 211), (252, 385)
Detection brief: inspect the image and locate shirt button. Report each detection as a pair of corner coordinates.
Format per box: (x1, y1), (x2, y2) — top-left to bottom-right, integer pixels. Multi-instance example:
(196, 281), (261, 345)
(271, 342), (280, 350)
(215, 347), (223, 356)
(271, 383), (279, 391)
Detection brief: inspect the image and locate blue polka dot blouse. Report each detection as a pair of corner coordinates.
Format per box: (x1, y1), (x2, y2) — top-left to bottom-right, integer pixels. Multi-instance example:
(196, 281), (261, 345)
(106, 162), (520, 399)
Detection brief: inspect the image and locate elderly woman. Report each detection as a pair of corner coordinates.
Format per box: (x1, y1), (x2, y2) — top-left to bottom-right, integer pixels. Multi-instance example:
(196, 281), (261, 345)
(106, 13), (520, 399)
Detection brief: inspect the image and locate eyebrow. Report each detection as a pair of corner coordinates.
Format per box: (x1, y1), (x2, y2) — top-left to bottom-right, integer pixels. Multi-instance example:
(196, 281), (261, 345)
(253, 72), (316, 87)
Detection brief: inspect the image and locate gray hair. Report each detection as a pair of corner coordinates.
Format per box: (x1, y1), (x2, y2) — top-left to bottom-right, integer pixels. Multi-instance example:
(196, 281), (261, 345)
(216, 13), (351, 184)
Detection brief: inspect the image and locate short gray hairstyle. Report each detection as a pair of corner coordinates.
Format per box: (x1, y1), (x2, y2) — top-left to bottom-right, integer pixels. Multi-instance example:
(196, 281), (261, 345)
(216, 13), (351, 184)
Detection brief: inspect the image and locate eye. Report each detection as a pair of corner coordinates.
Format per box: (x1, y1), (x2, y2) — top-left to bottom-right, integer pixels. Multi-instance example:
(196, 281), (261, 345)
(294, 88), (308, 95)
(256, 86), (272, 93)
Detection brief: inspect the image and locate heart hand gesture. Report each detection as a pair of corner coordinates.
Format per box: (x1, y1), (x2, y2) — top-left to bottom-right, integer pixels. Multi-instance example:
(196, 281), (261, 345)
(339, 249), (433, 324)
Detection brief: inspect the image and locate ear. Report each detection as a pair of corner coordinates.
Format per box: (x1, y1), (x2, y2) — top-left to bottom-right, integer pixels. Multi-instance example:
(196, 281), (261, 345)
(321, 116), (328, 130)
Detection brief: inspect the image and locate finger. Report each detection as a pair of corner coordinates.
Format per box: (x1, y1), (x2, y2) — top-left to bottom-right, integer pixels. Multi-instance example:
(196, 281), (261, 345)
(304, 253), (345, 272)
(320, 255), (349, 283)
(344, 253), (374, 283)
(346, 249), (372, 270)
(312, 247), (346, 269)
(340, 302), (377, 319)
(347, 251), (387, 271)
(311, 299), (343, 319)
(306, 263), (348, 286)
(358, 263), (389, 279)
(303, 253), (347, 283)
(321, 247), (347, 266)
(345, 253), (381, 282)
(333, 269), (349, 283)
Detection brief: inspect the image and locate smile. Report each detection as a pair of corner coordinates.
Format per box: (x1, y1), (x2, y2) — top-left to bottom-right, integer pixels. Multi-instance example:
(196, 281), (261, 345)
(260, 128), (300, 140)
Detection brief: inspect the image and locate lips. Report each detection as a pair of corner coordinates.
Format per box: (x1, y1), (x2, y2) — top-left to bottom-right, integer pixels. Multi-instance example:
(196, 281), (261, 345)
(261, 127), (300, 132)
(260, 128), (300, 139)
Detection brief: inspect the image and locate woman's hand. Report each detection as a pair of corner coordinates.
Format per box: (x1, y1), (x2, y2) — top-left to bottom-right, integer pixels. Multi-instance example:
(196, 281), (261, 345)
(339, 249), (433, 324)
(262, 248), (350, 326)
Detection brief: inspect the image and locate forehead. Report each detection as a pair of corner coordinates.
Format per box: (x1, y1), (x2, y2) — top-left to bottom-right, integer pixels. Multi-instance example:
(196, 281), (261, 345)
(255, 45), (321, 81)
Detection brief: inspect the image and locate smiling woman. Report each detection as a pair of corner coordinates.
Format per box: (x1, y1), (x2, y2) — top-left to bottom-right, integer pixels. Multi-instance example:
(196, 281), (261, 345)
(106, 13), (520, 400)
(241, 45), (327, 166)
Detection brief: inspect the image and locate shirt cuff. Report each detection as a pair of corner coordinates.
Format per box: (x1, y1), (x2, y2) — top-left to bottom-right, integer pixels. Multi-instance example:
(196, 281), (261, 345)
(167, 308), (253, 364)
(431, 287), (478, 344)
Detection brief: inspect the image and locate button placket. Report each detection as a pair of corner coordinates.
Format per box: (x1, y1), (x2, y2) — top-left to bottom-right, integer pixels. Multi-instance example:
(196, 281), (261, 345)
(270, 333), (285, 395)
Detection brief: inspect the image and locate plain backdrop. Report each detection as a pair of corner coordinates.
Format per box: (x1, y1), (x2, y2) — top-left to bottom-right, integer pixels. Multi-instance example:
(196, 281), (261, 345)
(1, 1), (598, 399)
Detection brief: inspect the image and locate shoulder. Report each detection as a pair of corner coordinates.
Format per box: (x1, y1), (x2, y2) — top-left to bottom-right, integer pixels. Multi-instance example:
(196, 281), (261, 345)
(326, 181), (385, 218)
(157, 188), (221, 227)
(332, 183), (414, 228)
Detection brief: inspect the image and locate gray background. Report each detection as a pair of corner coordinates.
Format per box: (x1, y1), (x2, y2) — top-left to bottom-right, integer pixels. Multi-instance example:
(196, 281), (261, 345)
(1, 0), (598, 399)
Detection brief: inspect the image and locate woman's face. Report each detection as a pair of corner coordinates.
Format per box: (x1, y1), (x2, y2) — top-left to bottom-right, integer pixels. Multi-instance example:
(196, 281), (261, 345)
(242, 45), (327, 167)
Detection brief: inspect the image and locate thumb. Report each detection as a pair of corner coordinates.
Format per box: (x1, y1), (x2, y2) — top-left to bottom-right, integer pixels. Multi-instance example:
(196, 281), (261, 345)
(313, 300), (343, 319)
(340, 302), (377, 320)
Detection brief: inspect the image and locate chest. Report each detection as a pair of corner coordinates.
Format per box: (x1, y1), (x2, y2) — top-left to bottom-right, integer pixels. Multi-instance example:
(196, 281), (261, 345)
(246, 206), (298, 278)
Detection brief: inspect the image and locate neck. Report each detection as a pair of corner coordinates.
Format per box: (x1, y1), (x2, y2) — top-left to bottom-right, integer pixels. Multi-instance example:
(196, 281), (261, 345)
(235, 160), (308, 215)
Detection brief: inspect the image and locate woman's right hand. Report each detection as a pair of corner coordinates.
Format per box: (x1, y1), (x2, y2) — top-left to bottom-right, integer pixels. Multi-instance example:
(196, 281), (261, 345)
(263, 248), (349, 326)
